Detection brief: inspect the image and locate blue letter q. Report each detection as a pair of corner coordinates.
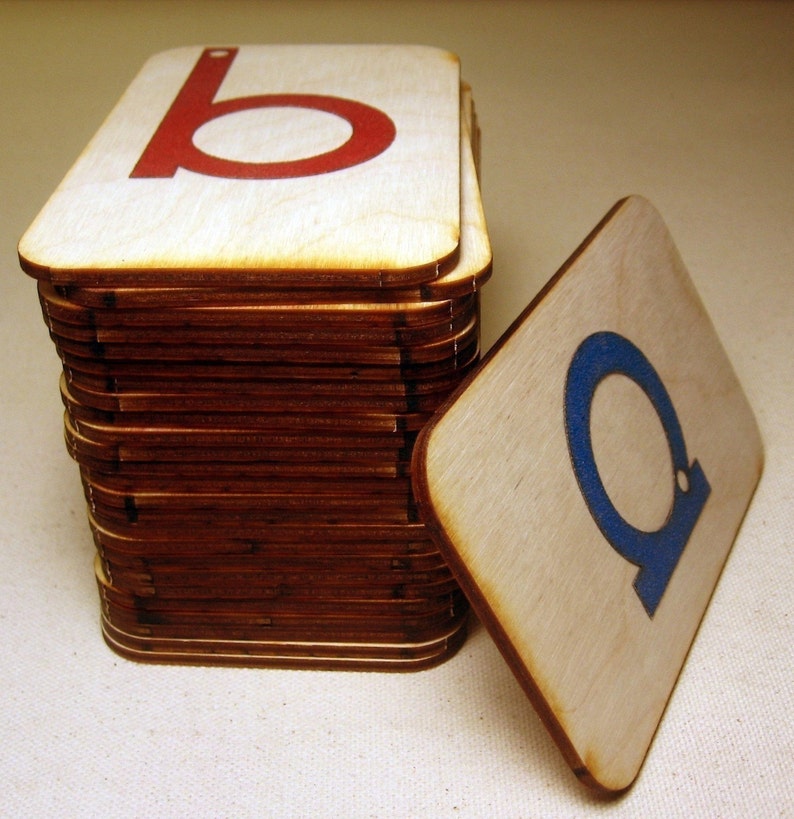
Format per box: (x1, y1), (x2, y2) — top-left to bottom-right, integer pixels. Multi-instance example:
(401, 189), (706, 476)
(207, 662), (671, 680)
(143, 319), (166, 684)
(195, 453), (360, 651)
(564, 332), (710, 617)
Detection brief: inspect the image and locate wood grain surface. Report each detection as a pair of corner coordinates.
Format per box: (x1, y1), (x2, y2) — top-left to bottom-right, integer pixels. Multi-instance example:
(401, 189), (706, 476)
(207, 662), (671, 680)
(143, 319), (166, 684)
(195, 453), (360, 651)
(413, 195), (763, 793)
(18, 44), (461, 284)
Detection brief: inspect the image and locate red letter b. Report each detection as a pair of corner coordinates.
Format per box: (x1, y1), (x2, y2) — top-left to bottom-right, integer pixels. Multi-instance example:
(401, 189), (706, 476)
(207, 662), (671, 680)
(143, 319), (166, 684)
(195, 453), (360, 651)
(131, 48), (396, 180)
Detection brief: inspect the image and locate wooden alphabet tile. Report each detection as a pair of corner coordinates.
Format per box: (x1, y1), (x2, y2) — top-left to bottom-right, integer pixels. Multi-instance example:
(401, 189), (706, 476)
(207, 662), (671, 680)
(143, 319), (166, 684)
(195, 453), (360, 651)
(412, 196), (763, 793)
(18, 45), (461, 286)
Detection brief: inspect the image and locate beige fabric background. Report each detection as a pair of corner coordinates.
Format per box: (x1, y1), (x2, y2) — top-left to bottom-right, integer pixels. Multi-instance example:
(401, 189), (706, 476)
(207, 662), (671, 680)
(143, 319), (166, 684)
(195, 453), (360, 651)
(1, 1), (791, 815)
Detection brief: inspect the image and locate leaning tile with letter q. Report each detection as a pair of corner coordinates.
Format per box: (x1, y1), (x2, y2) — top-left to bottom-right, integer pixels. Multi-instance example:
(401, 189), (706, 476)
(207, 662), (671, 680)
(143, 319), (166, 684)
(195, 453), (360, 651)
(412, 195), (763, 793)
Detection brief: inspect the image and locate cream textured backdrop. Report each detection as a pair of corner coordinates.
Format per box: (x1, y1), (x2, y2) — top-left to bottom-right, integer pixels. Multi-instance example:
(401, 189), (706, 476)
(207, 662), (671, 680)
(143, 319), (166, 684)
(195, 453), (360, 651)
(1, 1), (791, 816)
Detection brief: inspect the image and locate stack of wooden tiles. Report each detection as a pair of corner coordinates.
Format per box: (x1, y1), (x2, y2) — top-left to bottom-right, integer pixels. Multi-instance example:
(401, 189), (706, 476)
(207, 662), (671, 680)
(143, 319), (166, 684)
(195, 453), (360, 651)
(20, 45), (491, 669)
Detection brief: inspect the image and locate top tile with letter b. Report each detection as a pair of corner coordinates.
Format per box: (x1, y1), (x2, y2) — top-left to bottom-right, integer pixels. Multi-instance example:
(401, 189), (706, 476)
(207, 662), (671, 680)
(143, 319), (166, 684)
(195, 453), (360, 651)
(19, 45), (461, 287)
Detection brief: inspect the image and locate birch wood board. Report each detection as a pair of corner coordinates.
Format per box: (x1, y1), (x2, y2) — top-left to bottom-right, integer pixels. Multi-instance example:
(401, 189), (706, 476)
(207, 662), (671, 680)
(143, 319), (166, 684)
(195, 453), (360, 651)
(18, 44), (461, 285)
(412, 195), (763, 794)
